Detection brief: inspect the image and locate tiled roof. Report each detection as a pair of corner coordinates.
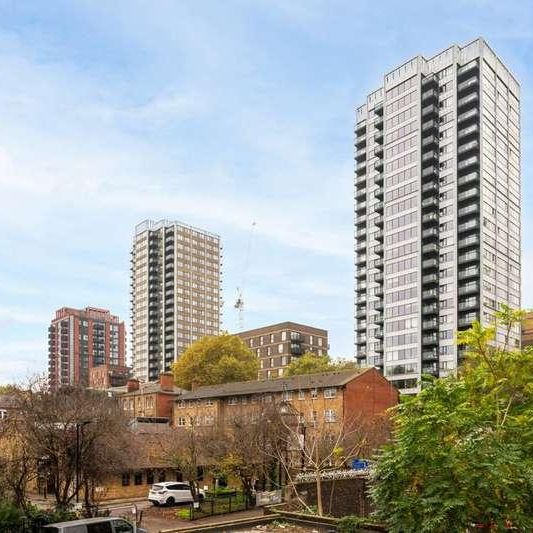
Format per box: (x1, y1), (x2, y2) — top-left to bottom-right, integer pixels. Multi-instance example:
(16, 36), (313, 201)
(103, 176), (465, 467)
(179, 368), (371, 400)
(110, 382), (185, 396)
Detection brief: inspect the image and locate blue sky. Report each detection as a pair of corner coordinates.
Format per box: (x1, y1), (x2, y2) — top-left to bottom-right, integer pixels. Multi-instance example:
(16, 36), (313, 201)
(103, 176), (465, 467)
(0, 0), (532, 383)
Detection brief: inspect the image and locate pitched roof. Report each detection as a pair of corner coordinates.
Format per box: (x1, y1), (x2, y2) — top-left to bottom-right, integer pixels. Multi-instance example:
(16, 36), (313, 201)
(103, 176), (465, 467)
(109, 382), (185, 396)
(179, 368), (371, 400)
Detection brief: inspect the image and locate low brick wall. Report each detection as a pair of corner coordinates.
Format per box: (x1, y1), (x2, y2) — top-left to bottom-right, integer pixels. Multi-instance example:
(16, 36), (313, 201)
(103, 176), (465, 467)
(295, 476), (373, 518)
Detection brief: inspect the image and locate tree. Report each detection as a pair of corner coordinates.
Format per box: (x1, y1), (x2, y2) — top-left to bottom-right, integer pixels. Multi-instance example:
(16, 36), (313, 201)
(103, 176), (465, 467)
(11, 384), (134, 512)
(370, 307), (533, 532)
(172, 333), (258, 390)
(285, 353), (357, 377)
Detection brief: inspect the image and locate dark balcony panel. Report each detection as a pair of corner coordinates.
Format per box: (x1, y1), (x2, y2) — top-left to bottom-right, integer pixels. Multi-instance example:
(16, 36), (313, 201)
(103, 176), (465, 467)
(374, 160), (383, 172)
(375, 174), (384, 186)
(457, 60), (479, 79)
(421, 119), (439, 133)
(421, 197), (438, 210)
(458, 219), (479, 234)
(374, 145), (384, 158)
(355, 122), (366, 136)
(458, 267), (480, 280)
(457, 139), (479, 157)
(355, 175), (367, 188)
(355, 148), (367, 162)
(457, 76), (479, 94)
(458, 234), (480, 250)
(457, 107), (479, 125)
(422, 103), (439, 117)
(422, 165), (438, 179)
(374, 116), (384, 130)
(457, 92), (479, 110)
(458, 171), (479, 188)
(458, 203), (479, 219)
(374, 131), (384, 144)
(422, 227), (439, 240)
(374, 102), (384, 116)
(457, 123), (479, 141)
(422, 257), (438, 270)
(422, 135), (439, 149)
(422, 273), (439, 285)
(457, 187), (479, 203)
(355, 134), (367, 149)
(422, 243), (439, 255)
(421, 88), (438, 103)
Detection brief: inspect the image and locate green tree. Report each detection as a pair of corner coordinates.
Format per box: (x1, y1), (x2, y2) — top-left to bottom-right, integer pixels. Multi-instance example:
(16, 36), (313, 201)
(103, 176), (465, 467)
(370, 306), (533, 532)
(172, 333), (258, 390)
(285, 352), (357, 377)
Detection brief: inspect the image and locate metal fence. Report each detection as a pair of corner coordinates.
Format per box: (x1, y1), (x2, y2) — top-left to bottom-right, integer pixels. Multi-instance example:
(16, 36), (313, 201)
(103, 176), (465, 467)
(180, 490), (254, 520)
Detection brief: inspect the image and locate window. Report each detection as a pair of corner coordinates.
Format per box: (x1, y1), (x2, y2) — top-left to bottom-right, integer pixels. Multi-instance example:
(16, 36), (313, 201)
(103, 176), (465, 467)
(324, 388), (336, 399)
(205, 415), (214, 426)
(134, 472), (143, 485)
(281, 331), (287, 341)
(270, 334), (274, 343)
(241, 396), (248, 404)
(206, 399), (214, 406)
(318, 338), (323, 347)
(158, 470), (166, 482)
(146, 470), (154, 485)
(177, 417), (186, 426)
(298, 390), (305, 400)
(324, 409), (337, 423)
(282, 391), (292, 401)
(121, 473), (130, 486)
(228, 397), (238, 405)
(310, 335), (314, 345)
(310, 388), (318, 399)
(278, 344), (283, 354)
(177, 400), (186, 409)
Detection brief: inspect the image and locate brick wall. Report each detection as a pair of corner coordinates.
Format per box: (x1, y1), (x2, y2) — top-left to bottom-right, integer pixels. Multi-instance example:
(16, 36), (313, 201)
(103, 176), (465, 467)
(295, 476), (373, 517)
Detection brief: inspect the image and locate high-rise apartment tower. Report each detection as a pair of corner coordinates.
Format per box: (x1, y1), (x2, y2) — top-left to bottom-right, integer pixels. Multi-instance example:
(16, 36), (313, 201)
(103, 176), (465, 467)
(354, 38), (520, 393)
(48, 306), (126, 390)
(131, 219), (222, 382)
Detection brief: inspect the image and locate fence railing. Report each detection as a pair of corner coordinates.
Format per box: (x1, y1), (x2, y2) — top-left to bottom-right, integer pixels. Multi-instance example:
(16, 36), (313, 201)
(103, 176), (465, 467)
(179, 490), (254, 520)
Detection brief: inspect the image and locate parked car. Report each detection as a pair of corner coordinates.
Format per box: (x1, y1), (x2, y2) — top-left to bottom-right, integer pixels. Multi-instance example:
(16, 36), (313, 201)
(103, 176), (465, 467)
(43, 516), (147, 533)
(148, 481), (205, 506)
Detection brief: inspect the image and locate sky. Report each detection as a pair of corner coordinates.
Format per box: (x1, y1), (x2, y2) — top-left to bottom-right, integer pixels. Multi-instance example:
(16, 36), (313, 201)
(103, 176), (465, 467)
(0, 0), (532, 384)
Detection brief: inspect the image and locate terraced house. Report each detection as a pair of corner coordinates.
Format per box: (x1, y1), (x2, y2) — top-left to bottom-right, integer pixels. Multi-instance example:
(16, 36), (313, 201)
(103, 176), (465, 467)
(173, 368), (398, 434)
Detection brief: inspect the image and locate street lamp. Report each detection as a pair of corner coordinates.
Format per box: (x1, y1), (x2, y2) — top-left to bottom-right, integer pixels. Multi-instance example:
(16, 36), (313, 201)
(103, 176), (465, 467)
(75, 420), (93, 504)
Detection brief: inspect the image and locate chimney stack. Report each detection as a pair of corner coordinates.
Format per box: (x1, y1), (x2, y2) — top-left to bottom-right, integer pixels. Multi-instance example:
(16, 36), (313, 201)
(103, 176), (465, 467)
(126, 378), (140, 393)
(159, 372), (175, 392)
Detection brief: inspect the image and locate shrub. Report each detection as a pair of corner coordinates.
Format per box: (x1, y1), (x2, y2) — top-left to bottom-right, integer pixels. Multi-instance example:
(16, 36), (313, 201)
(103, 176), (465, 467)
(0, 500), (24, 530)
(337, 515), (367, 532)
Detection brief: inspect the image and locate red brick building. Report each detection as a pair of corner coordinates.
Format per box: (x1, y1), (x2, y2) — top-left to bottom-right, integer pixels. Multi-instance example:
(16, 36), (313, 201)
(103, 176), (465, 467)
(113, 373), (184, 421)
(48, 307), (126, 390)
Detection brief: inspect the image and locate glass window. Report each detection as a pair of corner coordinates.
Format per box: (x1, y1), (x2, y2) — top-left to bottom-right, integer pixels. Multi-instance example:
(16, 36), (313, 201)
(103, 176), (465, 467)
(113, 520), (134, 533)
(310, 388), (318, 399)
(134, 472), (143, 485)
(121, 473), (130, 486)
(323, 388), (336, 399)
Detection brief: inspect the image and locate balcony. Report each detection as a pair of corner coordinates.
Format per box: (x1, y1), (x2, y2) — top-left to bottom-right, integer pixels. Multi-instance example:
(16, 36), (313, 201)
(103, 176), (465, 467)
(422, 135), (439, 149)
(355, 335), (367, 345)
(422, 243), (439, 255)
(458, 123), (479, 140)
(355, 134), (367, 148)
(356, 351), (367, 361)
(457, 297), (479, 311)
(422, 349), (438, 362)
(422, 103), (439, 117)
(374, 145), (383, 158)
(457, 139), (479, 156)
(355, 121), (366, 136)
(356, 161), (367, 175)
(421, 88), (438, 103)
(457, 187), (479, 203)
(375, 216), (384, 227)
(374, 160), (383, 172)
(457, 107), (479, 124)
(458, 250), (480, 265)
(356, 268), (366, 280)
(422, 273), (438, 285)
(355, 241), (366, 253)
(457, 92), (479, 110)
(422, 197), (438, 210)
(422, 334), (438, 345)
(374, 328), (384, 339)
(422, 258), (438, 270)
(422, 151), (439, 165)
(421, 119), (438, 133)
(457, 60), (478, 78)
(458, 203), (479, 218)
(422, 211), (438, 225)
(422, 319), (438, 330)
(374, 188), (384, 200)
(374, 102), (383, 116)
(356, 201), (367, 215)
(374, 301), (384, 312)
(355, 308), (366, 319)
(422, 74), (438, 88)
(458, 155), (480, 172)
(422, 288), (438, 300)
(355, 188), (366, 201)
(291, 344), (303, 355)
(374, 244), (384, 256)
(422, 304), (439, 315)
(355, 175), (367, 188)
(355, 254), (367, 267)
(374, 287), (384, 297)
(355, 147), (367, 161)
(375, 173), (384, 186)
(374, 131), (384, 144)
(458, 282), (479, 296)
(458, 266), (479, 280)
(374, 201), (384, 213)
(458, 219), (479, 234)
(374, 116), (384, 130)
(374, 272), (383, 283)
(422, 227), (438, 240)
(422, 165), (438, 179)
(458, 312), (478, 328)
(457, 76), (479, 94)
(458, 171), (479, 188)
(458, 234), (479, 249)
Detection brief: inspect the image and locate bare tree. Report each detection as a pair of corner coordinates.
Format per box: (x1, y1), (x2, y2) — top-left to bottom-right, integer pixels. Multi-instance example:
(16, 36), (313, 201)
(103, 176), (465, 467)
(11, 382), (133, 512)
(265, 408), (391, 516)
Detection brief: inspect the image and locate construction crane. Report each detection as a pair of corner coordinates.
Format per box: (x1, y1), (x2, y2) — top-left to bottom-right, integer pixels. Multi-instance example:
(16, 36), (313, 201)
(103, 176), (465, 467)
(234, 221), (256, 331)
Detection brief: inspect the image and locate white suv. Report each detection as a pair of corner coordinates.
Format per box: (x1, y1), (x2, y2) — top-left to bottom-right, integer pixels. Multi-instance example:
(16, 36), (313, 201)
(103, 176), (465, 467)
(148, 481), (205, 506)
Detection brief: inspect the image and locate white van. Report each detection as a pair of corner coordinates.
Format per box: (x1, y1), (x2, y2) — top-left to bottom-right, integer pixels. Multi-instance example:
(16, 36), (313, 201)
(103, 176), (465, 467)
(43, 517), (147, 533)
(148, 481), (205, 506)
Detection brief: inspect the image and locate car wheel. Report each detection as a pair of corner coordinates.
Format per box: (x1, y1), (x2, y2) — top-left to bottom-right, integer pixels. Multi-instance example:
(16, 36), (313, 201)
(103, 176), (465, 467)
(198, 494), (204, 501)
(166, 497), (175, 506)
(152, 502), (159, 507)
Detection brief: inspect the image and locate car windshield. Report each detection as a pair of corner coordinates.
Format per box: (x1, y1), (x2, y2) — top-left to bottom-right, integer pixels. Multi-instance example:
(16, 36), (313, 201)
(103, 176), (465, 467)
(151, 484), (164, 491)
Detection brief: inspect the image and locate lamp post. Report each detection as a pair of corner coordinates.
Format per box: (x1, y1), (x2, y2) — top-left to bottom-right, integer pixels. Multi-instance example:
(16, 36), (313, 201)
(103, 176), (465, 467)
(298, 413), (307, 471)
(75, 420), (93, 504)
